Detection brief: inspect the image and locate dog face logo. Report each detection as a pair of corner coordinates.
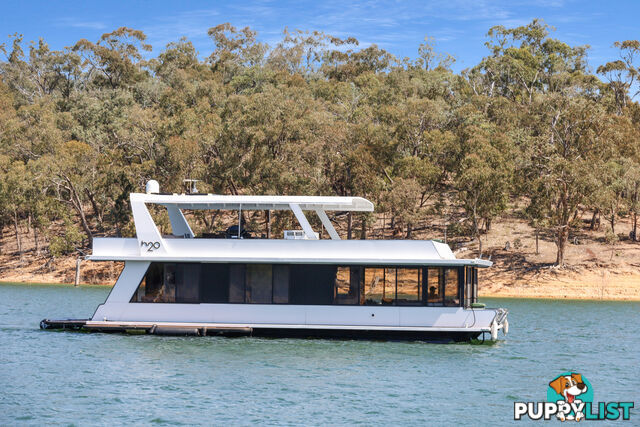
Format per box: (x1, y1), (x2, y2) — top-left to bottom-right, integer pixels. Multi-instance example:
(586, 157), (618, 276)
(549, 373), (588, 404)
(548, 373), (593, 422)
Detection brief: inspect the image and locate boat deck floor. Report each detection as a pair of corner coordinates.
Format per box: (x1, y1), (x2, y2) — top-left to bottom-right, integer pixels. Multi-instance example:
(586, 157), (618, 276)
(40, 319), (252, 336)
(39, 319), (486, 342)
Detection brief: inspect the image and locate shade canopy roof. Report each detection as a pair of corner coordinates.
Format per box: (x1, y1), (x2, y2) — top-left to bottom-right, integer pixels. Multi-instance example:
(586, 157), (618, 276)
(131, 193), (374, 212)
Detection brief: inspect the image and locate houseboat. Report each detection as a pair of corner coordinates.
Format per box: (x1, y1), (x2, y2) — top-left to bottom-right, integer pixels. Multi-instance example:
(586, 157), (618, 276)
(41, 181), (509, 342)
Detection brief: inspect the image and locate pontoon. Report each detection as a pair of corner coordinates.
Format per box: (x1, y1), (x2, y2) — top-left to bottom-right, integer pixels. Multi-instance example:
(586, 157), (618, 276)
(41, 181), (509, 342)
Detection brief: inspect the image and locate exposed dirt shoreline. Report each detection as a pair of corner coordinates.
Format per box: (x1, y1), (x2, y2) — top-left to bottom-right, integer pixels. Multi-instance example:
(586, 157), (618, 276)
(480, 271), (640, 301)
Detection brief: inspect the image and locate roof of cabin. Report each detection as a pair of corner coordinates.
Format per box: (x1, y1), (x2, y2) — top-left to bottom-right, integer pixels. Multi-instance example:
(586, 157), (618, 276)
(131, 193), (374, 211)
(89, 237), (493, 267)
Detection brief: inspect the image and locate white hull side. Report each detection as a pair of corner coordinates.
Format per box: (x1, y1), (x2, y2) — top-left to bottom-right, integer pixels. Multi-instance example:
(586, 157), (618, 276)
(92, 302), (500, 332)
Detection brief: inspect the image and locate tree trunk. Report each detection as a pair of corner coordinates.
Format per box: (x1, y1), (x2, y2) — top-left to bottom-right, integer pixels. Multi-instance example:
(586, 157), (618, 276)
(535, 229), (539, 255)
(406, 223), (412, 239)
(361, 215), (367, 240)
(556, 226), (568, 266)
(485, 217), (492, 232)
(265, 210), (271, 239)
(34, 226), (40, 256)
(556, 183), (570, 266)
(75, 200), (93, 247)
(63, 176), (93, 247)
(589, 209), (599, 231)
(86, 189), (103, 228)
(347, 212), (352, 240)
(201, 213), (210, 231)
(633, 212), (638, 242)
(610, 213), (615, 235)
(13, 210), (22, 260)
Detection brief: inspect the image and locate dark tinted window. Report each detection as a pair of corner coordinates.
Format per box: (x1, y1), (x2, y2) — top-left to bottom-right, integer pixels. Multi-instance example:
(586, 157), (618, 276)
(175, 263), (200, 303)
(131, 262), (471, 307)
(132, 263), (198, 303)
(229, 264), (245, 303)
(290, 265), (334, 305)
(200, 264), (230, 303)
(272, 265), (290, 303)
(246, 264), (273, 304)
(131, 262), (166, 302)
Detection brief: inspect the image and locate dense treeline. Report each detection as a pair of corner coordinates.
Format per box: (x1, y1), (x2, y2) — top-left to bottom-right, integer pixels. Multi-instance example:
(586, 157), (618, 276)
(1, 20), (639, 265)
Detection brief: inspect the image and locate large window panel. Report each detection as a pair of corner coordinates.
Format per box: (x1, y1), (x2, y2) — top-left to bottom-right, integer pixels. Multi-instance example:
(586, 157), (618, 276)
(272, 264), (290, 304)
(200, 263), (229, 303)
(396, 268), (420, 305)
(246, 264), (273, 304)
(229, 264), (246, 303)
(160, 264), (177, 302)
(334, 266), (359, 305)
(444, 268), (460, 306)
(289, 265), (334, 305)
(176, 263), (201, 303)
(384, 268), (396, 304)
(426, 268), (443, 306)
(363, 268), (384, 305)
(131, 262), (164, 302)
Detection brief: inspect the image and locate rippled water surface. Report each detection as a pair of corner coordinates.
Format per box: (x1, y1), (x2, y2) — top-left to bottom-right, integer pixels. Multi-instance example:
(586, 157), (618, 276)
(1, 283), (638, 425)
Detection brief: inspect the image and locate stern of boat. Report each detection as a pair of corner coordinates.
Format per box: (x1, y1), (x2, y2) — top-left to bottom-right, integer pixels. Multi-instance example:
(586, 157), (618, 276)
(468, 305), (509, 341)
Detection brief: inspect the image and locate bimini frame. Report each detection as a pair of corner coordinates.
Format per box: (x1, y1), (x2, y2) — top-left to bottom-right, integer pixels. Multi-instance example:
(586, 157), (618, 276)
(129, 193), (374, 257)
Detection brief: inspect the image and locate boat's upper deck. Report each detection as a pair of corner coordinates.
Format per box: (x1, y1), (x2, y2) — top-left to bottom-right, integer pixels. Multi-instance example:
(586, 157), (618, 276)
(87, 185), (492, 267)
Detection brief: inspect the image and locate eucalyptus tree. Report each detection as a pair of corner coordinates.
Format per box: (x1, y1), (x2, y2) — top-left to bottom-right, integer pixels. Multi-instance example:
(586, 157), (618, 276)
(207, 23), (268, 84)
(73, 27), (151, 89)
(597, 40), (640, 114)
(525, 92), (608, 265)
(0, 34), (81, 105)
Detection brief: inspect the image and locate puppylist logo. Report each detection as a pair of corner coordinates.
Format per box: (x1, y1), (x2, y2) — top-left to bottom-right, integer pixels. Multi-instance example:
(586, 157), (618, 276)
(514, 372), (634, 421)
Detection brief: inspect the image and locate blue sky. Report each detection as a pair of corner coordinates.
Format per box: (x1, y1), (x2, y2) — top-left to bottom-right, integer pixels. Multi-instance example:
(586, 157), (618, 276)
(1, 1), (638, 73)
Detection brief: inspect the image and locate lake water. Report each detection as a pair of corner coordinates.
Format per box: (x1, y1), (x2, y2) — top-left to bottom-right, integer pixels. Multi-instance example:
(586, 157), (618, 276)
(0, 283), (638, 425)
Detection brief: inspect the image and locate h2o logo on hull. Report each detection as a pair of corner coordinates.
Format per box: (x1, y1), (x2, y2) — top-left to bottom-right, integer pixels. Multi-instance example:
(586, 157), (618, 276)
(140, 241), (161, 252)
